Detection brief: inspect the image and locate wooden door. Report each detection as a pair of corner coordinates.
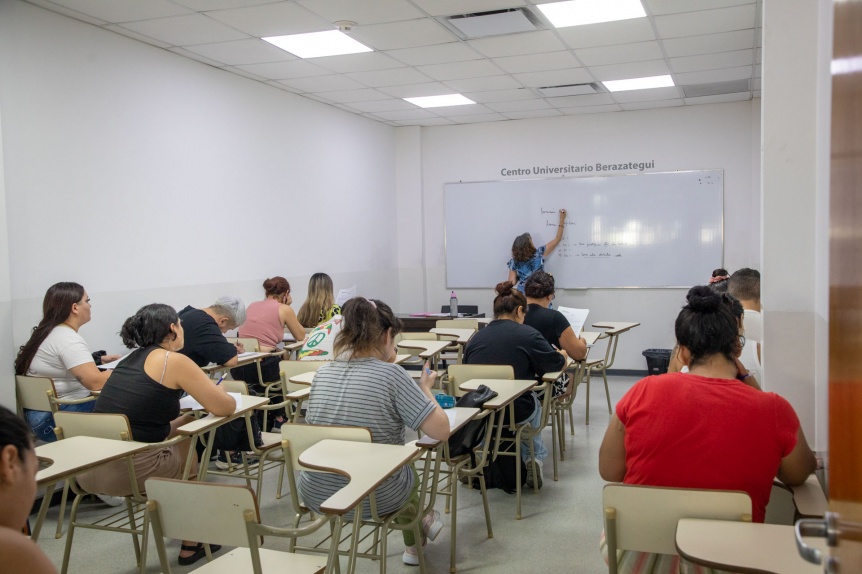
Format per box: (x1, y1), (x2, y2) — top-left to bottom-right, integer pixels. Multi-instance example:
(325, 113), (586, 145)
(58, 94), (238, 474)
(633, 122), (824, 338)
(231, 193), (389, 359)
(829, 0), (862, 570)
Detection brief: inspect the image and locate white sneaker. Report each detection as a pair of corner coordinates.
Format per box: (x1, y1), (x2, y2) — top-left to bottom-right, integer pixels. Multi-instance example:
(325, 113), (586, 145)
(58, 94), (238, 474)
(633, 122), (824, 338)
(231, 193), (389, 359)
(525, 459), (543, 489)
(402, 545), (420, 566)
(96, 493), (125, 507)
(422, 510), (443, 542)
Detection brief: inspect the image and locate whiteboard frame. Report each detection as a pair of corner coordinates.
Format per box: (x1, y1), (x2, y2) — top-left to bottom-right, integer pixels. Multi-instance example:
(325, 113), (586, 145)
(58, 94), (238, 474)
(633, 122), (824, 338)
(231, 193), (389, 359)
(443, 169), (725, 289)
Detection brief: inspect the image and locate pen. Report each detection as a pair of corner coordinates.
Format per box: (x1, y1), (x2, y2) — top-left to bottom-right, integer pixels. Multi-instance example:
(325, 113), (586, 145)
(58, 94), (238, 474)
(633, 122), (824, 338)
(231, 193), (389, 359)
(215, 374), (226, 386)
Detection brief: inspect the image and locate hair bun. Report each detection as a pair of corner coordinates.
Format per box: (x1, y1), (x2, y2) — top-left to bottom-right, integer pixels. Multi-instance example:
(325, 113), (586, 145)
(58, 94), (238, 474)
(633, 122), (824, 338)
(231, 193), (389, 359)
(495, 281), (514, 297)
(686, 285), (722, 312)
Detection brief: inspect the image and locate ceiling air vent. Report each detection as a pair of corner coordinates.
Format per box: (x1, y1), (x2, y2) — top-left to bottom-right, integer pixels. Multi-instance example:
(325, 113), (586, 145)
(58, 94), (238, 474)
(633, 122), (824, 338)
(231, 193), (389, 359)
(537, 83), (603, 97)
(443, 8), (544, 39)
(682, 79), (751, 98)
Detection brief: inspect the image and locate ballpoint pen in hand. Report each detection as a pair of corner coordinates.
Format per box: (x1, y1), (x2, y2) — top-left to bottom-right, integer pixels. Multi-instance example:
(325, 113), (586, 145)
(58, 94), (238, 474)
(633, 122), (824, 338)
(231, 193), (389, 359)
(215, 374), (226, 386)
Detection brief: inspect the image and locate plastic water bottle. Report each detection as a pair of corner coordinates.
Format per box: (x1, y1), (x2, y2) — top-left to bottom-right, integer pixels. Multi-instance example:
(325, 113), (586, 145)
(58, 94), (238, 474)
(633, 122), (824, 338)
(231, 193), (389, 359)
(449, 291), (458, 317)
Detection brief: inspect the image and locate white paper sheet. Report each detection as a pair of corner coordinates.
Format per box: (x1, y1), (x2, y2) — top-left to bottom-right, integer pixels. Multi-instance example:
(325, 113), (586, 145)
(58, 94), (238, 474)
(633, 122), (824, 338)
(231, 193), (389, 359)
(98, 354), (129, 370)
(556, 306), (589, 337)
(180, 391), (242, 411)
(335, 285), (357, 306)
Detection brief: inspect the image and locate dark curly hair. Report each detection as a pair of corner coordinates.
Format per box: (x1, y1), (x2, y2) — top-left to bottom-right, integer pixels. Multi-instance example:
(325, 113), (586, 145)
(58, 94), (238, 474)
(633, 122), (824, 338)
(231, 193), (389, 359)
(675, 286), (740, 366)
(493, 281), (527, 318)
(524, 271), (555, 299)
(511, 233), (537, 263)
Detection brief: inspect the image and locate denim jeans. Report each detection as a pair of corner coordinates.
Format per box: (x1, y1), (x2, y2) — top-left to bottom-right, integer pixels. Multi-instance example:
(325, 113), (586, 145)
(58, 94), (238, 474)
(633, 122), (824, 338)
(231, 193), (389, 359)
(519, 393), (547, 464)
(24, 400), (96, 442)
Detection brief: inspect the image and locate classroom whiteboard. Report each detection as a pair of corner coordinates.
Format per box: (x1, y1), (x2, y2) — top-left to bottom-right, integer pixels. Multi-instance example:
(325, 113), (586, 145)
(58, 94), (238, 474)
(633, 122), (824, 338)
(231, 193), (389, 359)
(444, 170), (723, 289)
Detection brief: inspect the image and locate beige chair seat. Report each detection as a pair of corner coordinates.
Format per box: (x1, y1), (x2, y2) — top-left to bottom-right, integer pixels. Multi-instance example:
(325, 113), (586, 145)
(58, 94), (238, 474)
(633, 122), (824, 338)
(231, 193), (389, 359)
(180, 547), (325, 574)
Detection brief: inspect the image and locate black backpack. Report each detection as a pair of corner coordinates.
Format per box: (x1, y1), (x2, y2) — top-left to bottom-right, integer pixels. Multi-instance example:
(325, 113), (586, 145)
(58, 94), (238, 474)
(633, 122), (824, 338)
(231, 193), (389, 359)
(482, 435), (527, 494)
(446, 385), (498, 458)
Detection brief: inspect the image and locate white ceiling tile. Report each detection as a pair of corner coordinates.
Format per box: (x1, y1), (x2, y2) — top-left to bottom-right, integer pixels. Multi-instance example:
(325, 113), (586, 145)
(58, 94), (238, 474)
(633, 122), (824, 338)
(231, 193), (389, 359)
(296, 0), (424, 25)
(173, 0), (277, 11)
(103, 24), (172, 48)
(236, 60), (331, 80)
(278, 74), (367, 92)
(485, 99), (553, 112)
(610, 86), (682, 102)
(589, 59), (670, 81)
(443, 75), (522, 92)
(47, 0), (192, 22)
(654, 4), (757, 39)
(346, 67), (434, 87)
(378, 82), (454, 98)
(546, 93), (617, 107)
(575, 41), (664, 67)
(502, 109), (564, 120)
(417, 59), (503, 81)
(670, 49), (754, 73)
(393, 117), (455, 126)
(662, 29), (754, 58)
(556, 18), (655, 49)
(312, 52), (405, 74)
(646, 0), (754, 16)
(684, 92), (751, 105)
(118, 14), (249, 46)
(512, 68), (594, 88)
(168, 47), (225, 67)
(370, 108), (439, 120)
(206, 3), (332, 37)
(410, 0), (526, 17)
(620, 99), (685, 110)
(346, 98), (417, 112)
(312, 88), (391, 103)
(493, 51), (580, 74)
(463, 88), (536, 103)
(386, 42), (482, 66)
(182, 39), (295, 66)
(301, 92), (335, 104)
(558, 104), (623, 115)
(349, 19), (458, 50)
(265, 81), (303, 94)
(25, 0), (108, 24)
(675, 65), (752, 84)
(429, 104), (493, 116)
(468, 31), (566, 58)
(449, 113), (509, 124)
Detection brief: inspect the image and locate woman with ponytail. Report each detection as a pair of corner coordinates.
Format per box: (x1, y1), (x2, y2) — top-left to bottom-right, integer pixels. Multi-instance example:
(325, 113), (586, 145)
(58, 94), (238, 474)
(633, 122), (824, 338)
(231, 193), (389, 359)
(15, 282), (119, 442)
(464, 281), (567, 489)
(299, 297), (450, 565)
(78, 303), (235, 566)
(599, 286), (816, 525)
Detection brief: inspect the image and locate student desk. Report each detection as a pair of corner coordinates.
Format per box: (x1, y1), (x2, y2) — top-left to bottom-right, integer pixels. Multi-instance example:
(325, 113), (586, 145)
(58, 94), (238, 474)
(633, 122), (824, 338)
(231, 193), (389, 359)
(396, 339), (451, 371)
(415, 407), (482, 574)
(287, 356), (413, 387)
(581, 331), (601, 346)
(283, 339), (305, 360)
(591, 321), (641, 334)
(459, 379), (536, 411)
(430, 327), (476, 364)
(33, 436), (150, 541)
(785, 475), (829, 518)
(201, 351), (282, 383)
(675, 519), (825, 574)
(176, 394), (269, 481)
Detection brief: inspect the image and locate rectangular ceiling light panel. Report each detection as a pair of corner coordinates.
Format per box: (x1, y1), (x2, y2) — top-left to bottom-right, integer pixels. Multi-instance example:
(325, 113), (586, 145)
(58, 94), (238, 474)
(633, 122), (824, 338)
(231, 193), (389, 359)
(538, 0), (646, 28)
(404, 94), (476, 108)
(603, 75), (674, 92)
(263, 30), (372, 59)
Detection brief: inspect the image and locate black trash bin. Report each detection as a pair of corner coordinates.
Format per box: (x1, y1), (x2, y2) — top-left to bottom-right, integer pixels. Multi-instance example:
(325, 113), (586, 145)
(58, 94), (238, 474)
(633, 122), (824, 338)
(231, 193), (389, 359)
(642, 348), (672, 375)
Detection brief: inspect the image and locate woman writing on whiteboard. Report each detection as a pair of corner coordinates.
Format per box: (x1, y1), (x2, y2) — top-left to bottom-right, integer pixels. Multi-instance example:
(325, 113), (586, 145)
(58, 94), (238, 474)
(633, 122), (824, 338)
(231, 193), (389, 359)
(507, 208), (566, 293)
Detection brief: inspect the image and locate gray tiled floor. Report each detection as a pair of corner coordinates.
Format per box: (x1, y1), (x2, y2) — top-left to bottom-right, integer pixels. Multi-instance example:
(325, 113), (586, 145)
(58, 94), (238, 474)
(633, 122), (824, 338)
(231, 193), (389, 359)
(32, 375), (639, 574)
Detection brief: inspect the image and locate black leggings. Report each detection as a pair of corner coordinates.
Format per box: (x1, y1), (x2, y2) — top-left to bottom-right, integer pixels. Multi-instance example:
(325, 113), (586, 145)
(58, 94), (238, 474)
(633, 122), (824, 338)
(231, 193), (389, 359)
(230, 356), (281, 394)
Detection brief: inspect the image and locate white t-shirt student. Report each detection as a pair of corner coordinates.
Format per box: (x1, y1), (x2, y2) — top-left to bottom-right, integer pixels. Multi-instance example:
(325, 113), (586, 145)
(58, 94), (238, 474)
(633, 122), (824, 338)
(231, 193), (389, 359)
(28, 325), (95, 400)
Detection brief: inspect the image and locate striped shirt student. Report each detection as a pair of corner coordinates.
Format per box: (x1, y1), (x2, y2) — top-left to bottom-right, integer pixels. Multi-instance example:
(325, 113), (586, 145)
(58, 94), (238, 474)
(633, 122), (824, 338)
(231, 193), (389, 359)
(298, 358), (436, 518)
(294, 296), (451, 566)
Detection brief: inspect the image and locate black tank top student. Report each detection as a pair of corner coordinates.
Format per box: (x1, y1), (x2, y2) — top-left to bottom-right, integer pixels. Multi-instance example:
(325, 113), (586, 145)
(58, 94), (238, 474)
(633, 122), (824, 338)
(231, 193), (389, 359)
(95, 346), (183, 443)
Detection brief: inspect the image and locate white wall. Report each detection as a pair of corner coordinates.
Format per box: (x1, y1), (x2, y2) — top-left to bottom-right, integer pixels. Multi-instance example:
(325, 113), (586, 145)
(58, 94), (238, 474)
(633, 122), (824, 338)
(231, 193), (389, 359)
(0, 0), (399, 407)
(403, 101), (762, 371)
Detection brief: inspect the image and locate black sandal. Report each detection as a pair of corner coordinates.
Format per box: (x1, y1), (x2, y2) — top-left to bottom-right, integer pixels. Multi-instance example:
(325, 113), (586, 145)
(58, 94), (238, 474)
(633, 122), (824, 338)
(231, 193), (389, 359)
(178, 542), (221, 566)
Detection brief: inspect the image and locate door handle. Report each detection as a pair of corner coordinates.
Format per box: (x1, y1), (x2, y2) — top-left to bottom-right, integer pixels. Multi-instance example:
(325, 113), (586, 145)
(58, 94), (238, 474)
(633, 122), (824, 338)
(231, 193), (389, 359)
(795, 514), (836, 565)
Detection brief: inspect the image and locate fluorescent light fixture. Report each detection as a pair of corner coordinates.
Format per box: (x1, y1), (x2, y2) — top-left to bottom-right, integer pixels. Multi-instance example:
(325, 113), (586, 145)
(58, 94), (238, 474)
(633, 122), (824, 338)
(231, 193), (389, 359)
(537, 0), (646, 28)
(404, 94), (475, 108)
(603, 75), (674, 92)
(262, 30), (372, 59)
(832, 56), (862, 75)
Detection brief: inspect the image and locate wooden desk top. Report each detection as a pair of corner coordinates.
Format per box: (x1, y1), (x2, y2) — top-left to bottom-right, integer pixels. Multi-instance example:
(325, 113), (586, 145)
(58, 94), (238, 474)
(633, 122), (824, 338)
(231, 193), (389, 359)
(591, 321), (641, 335)
(676, 519), (825, 574)
(283, 340), (305, 350)
(458, 379), (536, 410)
(397, 339), (451, 358)
(542, 358), (574, 382)
(176, 395), (268, 435)
(416, 407), (480, 448)
(288, 370), (317, 386)
(580, 331), (602, 346)
(201, 351), (279, 374)
(299, 440), (420, 515)
(36, 436), (150, 485)
(787, 475), (829, 517)
(430, 328), (475, 344)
